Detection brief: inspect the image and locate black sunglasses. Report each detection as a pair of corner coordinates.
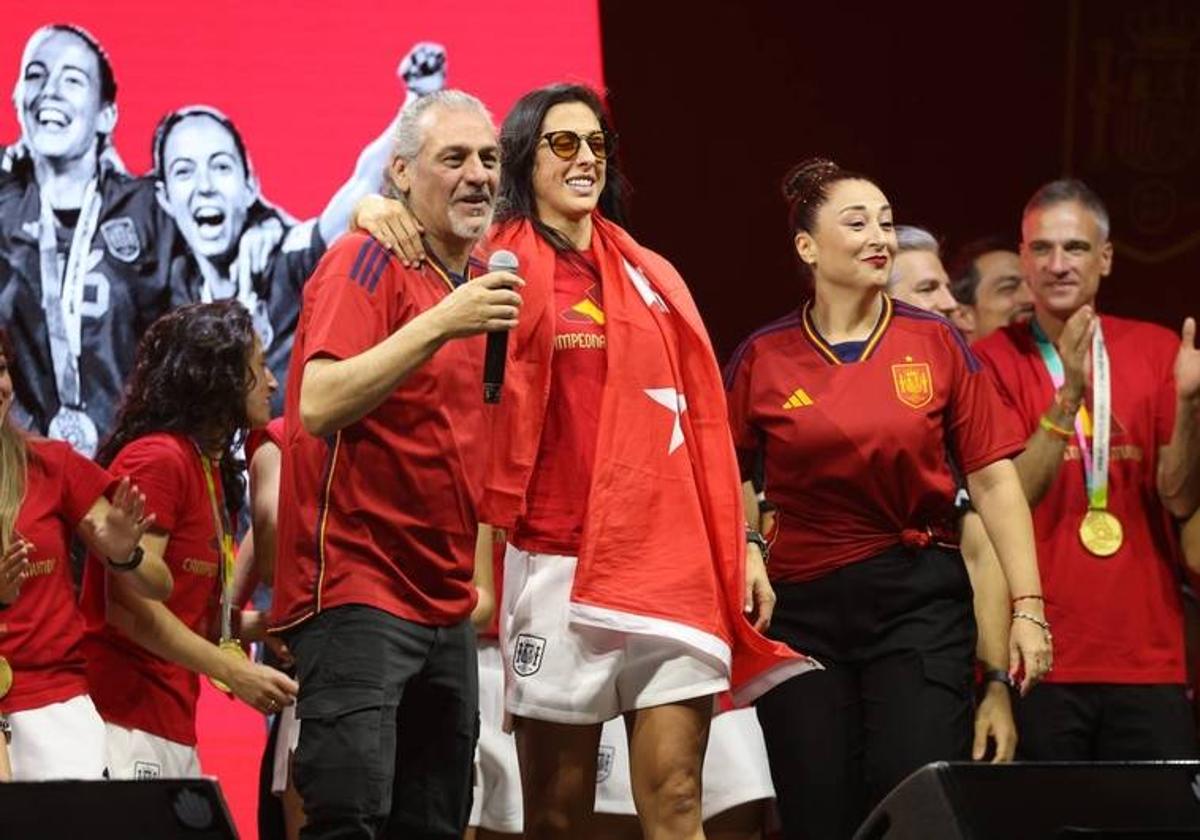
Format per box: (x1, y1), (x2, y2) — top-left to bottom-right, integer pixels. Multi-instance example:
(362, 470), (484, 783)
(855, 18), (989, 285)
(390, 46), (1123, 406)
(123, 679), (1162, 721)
(540, 130), (616, 161)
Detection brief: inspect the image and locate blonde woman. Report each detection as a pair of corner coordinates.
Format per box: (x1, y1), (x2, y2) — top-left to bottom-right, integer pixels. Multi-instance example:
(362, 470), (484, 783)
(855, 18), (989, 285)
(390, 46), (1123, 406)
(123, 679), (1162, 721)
(0, 325), (171, 780)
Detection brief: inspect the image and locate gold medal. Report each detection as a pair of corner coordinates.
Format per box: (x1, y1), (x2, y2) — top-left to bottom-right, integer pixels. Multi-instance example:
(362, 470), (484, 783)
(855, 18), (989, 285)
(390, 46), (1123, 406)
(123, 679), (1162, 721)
(207, 638), (248, 694)
(1079, 509), (1123, 557)
(0, 655), (12, 700)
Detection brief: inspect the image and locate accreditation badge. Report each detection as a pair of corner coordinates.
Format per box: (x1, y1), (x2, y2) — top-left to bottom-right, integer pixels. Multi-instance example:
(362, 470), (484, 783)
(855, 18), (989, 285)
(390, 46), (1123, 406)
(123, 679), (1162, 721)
(1079, 509), (1123, 557)
(207, 638), (248, 694)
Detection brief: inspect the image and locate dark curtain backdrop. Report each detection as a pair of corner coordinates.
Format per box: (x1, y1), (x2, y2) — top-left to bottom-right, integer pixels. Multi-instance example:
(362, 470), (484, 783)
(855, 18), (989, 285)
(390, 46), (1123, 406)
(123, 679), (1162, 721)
(600, 0), (1200, 360)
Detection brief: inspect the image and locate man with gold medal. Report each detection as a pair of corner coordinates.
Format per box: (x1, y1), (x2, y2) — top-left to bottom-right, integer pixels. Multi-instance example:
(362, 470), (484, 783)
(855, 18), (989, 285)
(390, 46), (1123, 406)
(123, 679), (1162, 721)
(975, 179), (1200, 761)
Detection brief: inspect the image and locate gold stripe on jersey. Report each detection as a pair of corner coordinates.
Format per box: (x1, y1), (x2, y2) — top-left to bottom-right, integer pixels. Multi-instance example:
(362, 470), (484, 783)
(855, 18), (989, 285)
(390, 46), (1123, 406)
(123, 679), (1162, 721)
(427, 254), (478, 294)
(314, 430), (343, 615)
(782, 387), (815, 409)
(801, 294), (893, 365)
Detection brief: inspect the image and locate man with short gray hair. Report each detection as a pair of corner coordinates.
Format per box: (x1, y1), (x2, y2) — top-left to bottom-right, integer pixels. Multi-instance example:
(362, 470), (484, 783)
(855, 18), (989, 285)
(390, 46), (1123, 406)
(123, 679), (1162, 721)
(975, 178), (1200, 762)
(887, 225), (959, 321)
(270, 89), (523, 839)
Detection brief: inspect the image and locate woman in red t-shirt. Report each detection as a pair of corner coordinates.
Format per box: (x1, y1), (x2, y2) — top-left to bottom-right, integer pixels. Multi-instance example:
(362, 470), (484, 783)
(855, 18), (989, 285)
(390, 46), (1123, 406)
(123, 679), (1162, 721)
(0, 326), (172, 780)
(81, 301), (298, 779)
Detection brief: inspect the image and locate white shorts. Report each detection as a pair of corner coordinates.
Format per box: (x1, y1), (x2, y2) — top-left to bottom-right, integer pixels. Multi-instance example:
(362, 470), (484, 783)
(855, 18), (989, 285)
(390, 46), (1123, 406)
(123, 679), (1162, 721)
(595, 707), (775, 821)
(469, 639), (523, 833)
(503, 547), (729, 724)
(270, 703), (301, 795)
(7, 694), (107, 780)
(104, 723), (201, 779)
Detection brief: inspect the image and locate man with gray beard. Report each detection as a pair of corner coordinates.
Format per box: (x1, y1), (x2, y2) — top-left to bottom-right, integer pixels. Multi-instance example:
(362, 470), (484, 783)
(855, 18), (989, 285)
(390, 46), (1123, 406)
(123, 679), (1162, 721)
(269, 90), (522, 840)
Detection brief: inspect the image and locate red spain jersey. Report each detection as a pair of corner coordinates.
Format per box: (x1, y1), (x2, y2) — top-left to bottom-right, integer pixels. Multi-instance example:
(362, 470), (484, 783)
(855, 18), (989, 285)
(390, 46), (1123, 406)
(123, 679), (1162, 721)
(82, 432), (225, 746)
(512, 250), (606, 555)
(0, 439), (112, 713)
(974, 314), (1185, 684)
(725, 296), (1023, 582)
(271, 234), (486, 632)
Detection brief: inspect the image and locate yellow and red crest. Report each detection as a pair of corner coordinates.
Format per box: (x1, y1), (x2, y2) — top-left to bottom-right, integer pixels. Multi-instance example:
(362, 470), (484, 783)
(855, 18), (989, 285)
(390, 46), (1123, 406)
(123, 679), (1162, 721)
(891, 361), (933, 409)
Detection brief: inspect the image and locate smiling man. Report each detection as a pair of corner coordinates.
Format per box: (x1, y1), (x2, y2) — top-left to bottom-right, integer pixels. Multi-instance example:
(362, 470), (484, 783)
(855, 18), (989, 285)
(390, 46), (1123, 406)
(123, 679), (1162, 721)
(974, 179), (1200, 762)
(886, 225), (959, 320)
(0, 24), (174, 455)
(949, 235), (1034, 342)
(270, 90), (523, 839)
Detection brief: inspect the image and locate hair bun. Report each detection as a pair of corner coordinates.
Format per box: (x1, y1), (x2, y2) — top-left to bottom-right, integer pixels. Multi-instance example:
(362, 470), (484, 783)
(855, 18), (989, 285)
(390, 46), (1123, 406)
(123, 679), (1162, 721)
(781, 157), (842, 205)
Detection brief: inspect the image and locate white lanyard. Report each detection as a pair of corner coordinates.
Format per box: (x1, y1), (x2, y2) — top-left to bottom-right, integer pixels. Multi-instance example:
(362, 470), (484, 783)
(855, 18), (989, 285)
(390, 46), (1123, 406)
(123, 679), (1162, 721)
(37, 178), (101, 407)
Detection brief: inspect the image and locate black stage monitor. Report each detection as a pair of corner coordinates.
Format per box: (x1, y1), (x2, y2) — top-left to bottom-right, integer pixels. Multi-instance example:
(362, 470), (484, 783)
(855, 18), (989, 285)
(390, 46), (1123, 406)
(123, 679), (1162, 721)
(0, 777), (238, 839)
(854, 761), (1200, 840)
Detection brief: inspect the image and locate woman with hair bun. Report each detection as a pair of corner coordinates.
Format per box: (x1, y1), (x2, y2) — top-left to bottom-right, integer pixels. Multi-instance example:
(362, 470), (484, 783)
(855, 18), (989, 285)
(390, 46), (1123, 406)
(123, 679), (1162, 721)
(81, 300), (298, 779)
(724, 158), (1050, 838)
(0, 321), (171, 781)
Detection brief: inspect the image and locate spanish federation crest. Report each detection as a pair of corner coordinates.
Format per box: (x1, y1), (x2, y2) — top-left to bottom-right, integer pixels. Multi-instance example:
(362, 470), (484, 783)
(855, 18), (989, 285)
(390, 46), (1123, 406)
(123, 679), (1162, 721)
(891, 361), (933, 409)
(99, 217), (141, 263)
(596, 745), (616, 782)
(512, 634), (546, 677)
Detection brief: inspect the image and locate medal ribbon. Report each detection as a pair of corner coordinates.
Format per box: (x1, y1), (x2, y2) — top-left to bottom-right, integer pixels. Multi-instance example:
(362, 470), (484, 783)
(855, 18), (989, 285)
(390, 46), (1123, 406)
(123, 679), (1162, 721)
(1031, 318), (1111, 511)
(37, 178), (101, 408)
(198, 449), (237, 641)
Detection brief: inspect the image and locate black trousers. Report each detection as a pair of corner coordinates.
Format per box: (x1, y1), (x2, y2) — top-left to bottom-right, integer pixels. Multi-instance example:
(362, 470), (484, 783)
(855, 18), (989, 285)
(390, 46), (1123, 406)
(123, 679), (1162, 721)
(756, 546), (976, 840)
(1016, 682), (1199, 760)
(288, 605), (479, 840)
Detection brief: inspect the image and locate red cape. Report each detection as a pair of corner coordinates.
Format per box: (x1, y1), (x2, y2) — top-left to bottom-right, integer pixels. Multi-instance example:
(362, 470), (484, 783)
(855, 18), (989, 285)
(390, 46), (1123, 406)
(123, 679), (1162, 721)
(479, 216), (817, 704)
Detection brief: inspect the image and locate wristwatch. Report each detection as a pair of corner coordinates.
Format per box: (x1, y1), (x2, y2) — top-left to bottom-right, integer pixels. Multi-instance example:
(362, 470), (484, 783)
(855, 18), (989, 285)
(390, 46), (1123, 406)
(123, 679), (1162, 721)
(982, 668), (1015, 691)
(745, 528), (769, 564)
(108, 545), (145, 572)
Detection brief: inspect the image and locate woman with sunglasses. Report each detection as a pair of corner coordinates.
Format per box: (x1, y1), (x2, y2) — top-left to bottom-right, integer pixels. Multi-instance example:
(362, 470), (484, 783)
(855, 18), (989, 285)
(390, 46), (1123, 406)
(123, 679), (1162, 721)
(486, 82), (813, 840)
(0, 324), (172, 780)
(724, 158), (1049, 839)
(80, 301), (298, 779)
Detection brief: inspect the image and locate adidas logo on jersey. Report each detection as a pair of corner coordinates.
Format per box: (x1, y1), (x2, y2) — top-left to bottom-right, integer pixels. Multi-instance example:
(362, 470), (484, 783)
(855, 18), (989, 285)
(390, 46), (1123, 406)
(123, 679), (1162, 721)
(782, 387), (814, 409)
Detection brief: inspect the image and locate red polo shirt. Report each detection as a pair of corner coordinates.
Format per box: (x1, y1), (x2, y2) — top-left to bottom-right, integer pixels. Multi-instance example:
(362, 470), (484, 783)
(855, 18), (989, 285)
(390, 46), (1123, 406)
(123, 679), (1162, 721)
(725, 296), (1023, 582)
(271, 234), (485, 632)
(975, 314), (1185, 684)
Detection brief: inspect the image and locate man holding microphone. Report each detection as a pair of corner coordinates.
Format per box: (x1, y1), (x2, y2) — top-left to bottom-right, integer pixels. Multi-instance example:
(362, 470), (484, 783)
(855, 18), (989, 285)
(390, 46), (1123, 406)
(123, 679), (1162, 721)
(270, 89), (522, 840)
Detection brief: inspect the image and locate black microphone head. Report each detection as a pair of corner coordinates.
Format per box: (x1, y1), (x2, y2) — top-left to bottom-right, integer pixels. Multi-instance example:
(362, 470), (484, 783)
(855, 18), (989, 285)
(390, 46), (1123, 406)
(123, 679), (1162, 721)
(488, 249), (519, 273)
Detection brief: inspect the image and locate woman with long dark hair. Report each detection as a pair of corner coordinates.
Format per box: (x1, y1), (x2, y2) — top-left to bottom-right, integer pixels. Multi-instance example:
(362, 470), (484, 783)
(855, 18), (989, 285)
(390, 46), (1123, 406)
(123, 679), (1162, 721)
(0, 323), (171, 780)
(724, 158), (1049, 838)
(81, 300), (298, 779)
(475, 84), (808, 840)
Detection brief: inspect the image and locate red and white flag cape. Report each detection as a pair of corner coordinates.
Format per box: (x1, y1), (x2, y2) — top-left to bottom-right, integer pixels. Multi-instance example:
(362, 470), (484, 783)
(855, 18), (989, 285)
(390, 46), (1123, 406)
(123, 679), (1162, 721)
(479, 216), (818, 704)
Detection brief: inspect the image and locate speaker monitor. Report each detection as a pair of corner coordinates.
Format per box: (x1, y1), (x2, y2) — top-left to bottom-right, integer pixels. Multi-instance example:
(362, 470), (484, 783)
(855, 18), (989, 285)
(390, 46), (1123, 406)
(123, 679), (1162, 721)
(854, 761), (1200, 840)
(0, 778), (237, 839)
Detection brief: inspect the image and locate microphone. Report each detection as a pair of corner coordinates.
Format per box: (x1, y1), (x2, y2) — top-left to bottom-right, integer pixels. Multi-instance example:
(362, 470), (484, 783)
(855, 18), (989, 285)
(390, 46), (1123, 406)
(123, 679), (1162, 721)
(483, 249), (519, 404)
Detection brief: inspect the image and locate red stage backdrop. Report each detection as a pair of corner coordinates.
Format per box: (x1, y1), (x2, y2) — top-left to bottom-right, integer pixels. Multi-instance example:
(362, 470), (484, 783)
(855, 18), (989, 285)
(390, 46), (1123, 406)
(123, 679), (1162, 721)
(2, 0), (605, 217)
(1, 4), (603, 838)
